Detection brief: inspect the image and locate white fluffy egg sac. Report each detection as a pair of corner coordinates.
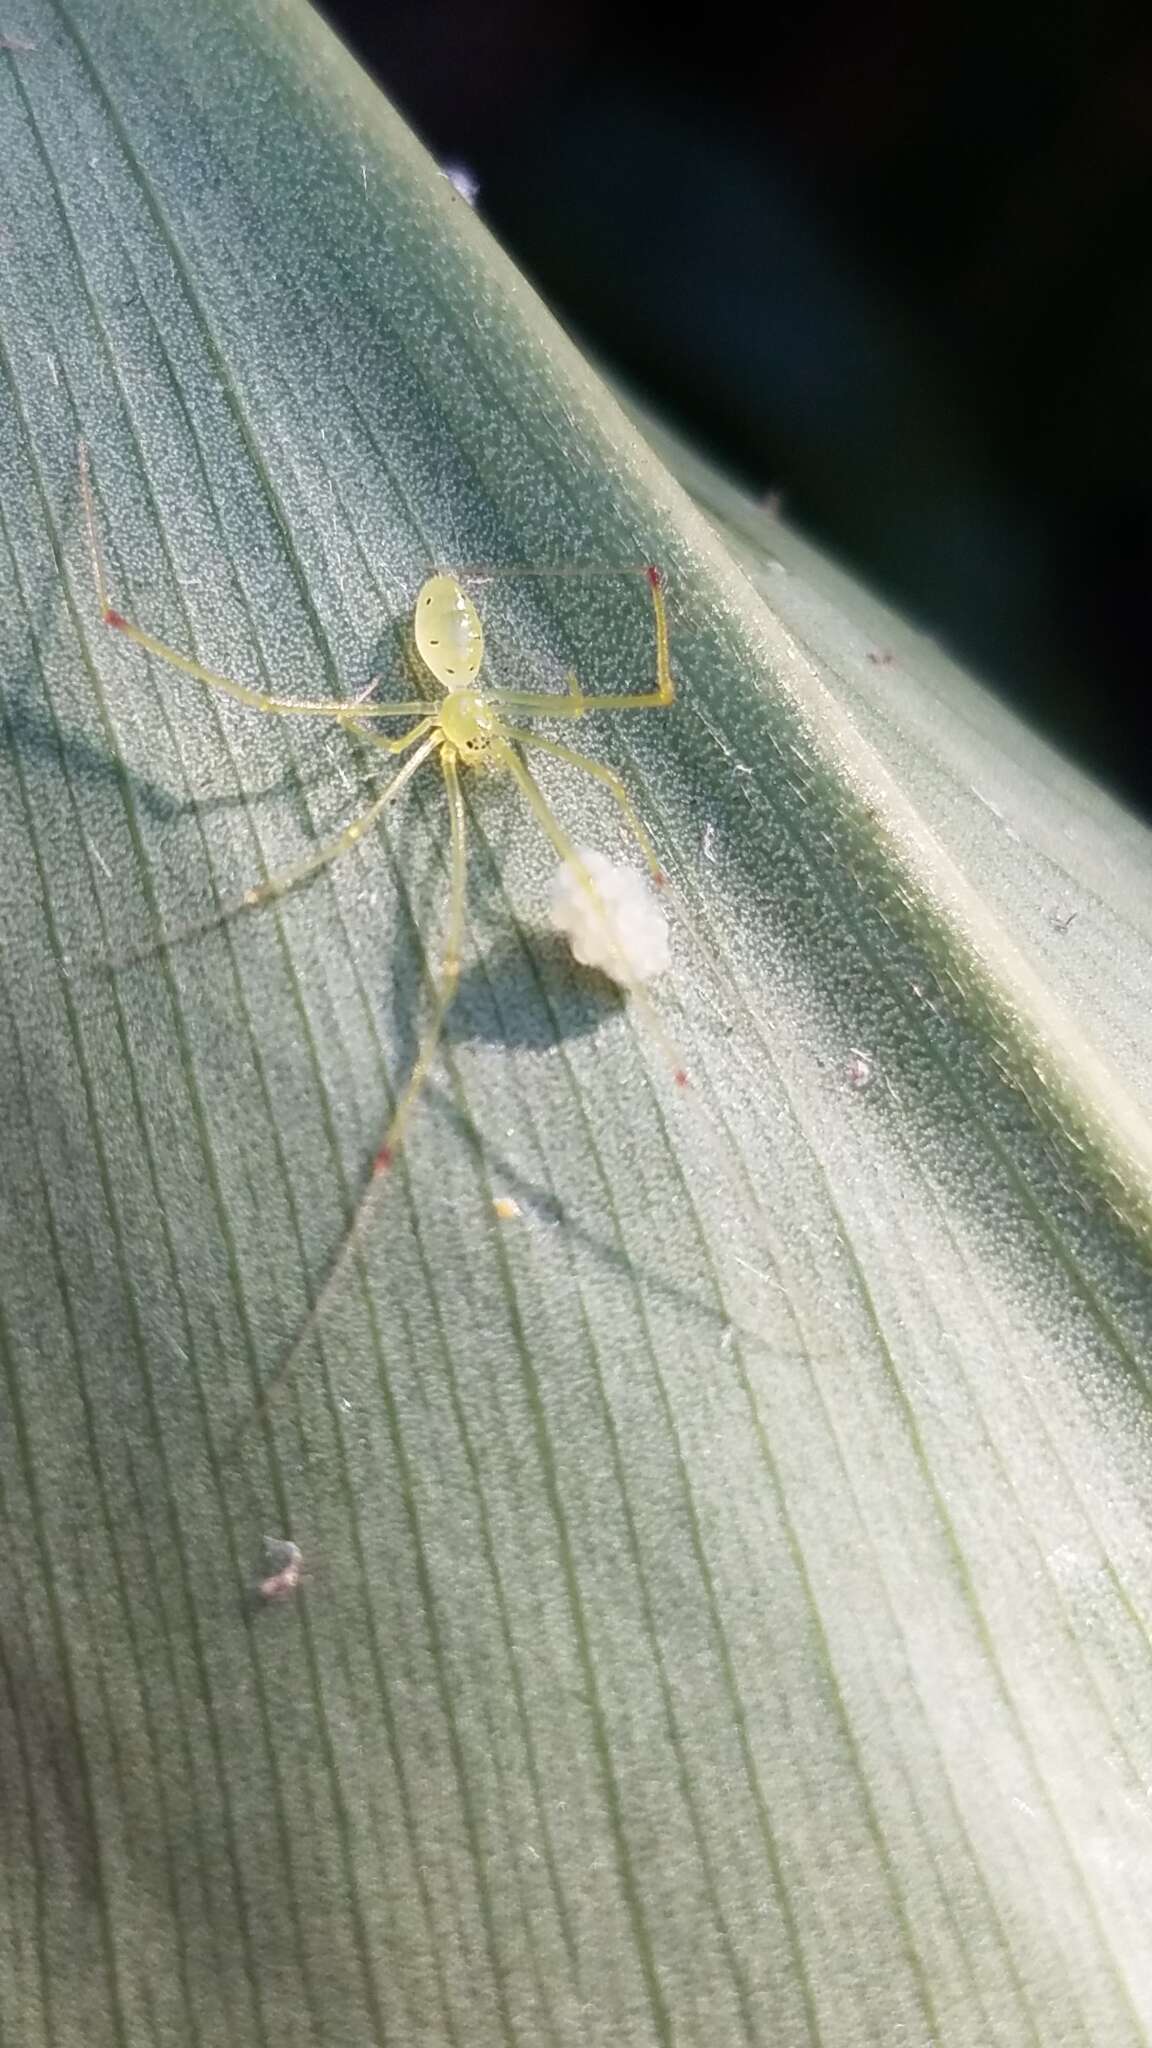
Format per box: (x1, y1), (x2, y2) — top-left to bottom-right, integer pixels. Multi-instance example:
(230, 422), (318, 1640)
(548, 847), (670, 986)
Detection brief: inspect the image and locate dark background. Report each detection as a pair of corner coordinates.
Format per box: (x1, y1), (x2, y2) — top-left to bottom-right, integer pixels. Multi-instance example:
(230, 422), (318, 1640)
(320, 2), (1152, 818)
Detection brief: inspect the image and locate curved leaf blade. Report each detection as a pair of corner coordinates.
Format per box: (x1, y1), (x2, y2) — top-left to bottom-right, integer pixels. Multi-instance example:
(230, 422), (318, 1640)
(0, 3), (1150, 2045)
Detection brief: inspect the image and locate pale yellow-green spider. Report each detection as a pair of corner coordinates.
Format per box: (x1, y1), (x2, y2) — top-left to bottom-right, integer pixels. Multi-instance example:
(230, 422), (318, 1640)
(80, 447), (681, 1173)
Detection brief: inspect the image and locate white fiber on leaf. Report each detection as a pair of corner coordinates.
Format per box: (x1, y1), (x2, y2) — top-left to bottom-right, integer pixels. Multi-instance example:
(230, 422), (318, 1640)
(549, 848), (670, 986)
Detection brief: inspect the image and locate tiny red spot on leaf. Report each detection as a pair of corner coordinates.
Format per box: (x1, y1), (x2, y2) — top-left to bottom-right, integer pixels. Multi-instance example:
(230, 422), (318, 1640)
(373, 1144), (394, 1174)
(646, 565), (662, 589)
(104, 608), (128, 630)
(674, 1069), (689, 1088)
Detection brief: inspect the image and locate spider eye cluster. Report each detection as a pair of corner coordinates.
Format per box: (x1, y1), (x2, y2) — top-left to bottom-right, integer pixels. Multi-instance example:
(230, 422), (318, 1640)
(438, 683), (498, 760)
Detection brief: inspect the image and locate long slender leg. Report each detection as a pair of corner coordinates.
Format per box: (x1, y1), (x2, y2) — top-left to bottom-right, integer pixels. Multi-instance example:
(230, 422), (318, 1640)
(436, 564), (655, 579)
(239, 746), (470, 1430)
(236, 730), (439, 912)
(502, 727), (664, 881)
(374, 745), (469, 1167)
(488, 566), (674, 715)
(493, 739), (687, 1085)
(113, 728), (439, 967)
(343, 715), (436, 758)
(79, 444), (430, 723)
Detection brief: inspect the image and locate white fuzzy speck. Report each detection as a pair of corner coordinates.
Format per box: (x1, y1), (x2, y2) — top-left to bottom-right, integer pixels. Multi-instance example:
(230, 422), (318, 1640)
(549, 848), (670, 986)
(442, 161), (480, 205)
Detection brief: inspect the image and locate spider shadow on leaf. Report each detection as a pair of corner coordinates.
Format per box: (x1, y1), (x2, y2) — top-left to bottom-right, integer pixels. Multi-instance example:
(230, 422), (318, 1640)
(448, 929), (624, 1055)
(363, 756), (620, 1133)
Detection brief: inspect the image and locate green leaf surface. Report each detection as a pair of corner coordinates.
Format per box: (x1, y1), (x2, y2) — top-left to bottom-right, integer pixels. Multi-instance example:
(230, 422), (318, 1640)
(2, 4), (1151, 2044)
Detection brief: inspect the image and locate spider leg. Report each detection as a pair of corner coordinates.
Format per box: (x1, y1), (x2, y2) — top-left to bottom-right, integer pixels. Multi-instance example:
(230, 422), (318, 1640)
(486, 566), (673, 714)
(80, 444), (430, 723)
(373, 745), (469, 1169)
(499, 727), (663, 880)
(235, 731), (439, 913)
(239, 745), (471, 1428)
(109, 728), (438, 968)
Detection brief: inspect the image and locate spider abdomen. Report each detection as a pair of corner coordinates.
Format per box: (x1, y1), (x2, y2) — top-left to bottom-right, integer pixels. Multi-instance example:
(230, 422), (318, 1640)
(414, 574), (484, 689)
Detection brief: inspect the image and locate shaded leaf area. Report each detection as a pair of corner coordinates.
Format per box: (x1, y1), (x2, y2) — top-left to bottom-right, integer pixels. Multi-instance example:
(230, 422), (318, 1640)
(645, 402), (1152, 1126)
(0, 2), (1151, 2044)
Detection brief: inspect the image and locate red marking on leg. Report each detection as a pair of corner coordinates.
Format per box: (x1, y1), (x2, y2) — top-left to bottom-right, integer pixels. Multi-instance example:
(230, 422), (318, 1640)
(104, 608), (128, 631)
(646, 564), (663, 589)
(674, 1068), (689, 1088)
